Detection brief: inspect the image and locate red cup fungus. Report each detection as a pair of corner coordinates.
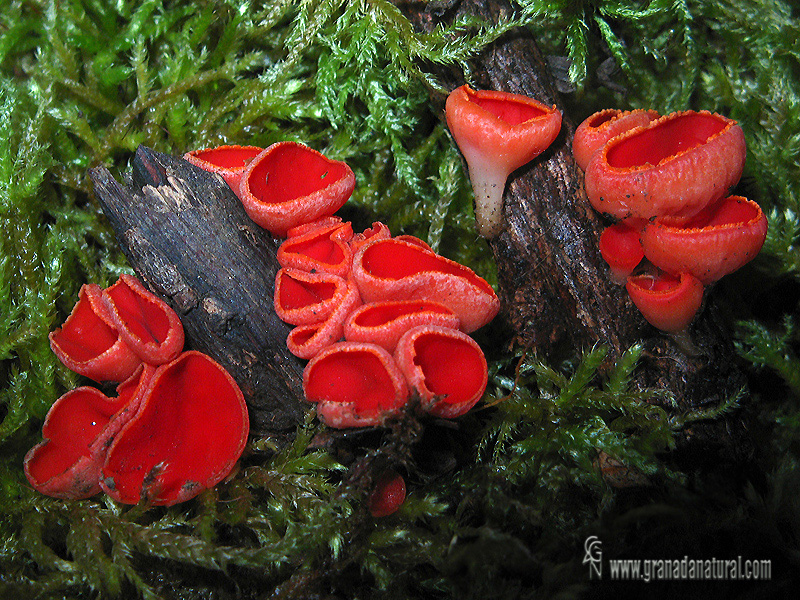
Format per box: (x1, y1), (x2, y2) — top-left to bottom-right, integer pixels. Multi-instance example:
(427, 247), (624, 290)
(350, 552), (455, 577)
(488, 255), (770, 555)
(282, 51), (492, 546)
(49, 283), (142, 383)
(572, 108), (659, 171)
(351, 237), (499, 333)
(237, 141), (356, 237)
(303, 342), (409, 428)
(625, 271), (704, 334)
(343, 300), (460, 352)
(101, 274), (184, 366)
(369, 469), (407, 518)
(393, 325), (488, 419)
(350, 221), (392, 253)
(274, 267), (351, 327)
(101, 351), (249, 506)
(445, 84), (562, 238)
(641, 195), (768, 285)
(277, 219), (355, 278)
(184, 145), (264, 190)
(24, 365), (154, 500)
(584, 110), (746, 221)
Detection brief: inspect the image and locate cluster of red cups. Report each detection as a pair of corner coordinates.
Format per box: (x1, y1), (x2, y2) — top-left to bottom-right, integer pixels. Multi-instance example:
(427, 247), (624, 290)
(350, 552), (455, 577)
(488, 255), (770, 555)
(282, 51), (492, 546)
(25, 274), (248, 505)
(574, 109), (768, 333)
(186, 141), (500, 429)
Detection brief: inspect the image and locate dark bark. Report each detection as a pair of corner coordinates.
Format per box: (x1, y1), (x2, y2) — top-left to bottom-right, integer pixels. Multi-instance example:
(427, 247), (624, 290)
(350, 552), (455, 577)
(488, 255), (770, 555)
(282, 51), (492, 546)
(89, 147), (306, 434)
(399, 0), (751, 464)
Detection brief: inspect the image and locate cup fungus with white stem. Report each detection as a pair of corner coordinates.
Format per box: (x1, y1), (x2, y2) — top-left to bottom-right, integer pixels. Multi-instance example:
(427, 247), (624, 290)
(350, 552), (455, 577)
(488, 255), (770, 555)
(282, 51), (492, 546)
(445, 84), (562, 238)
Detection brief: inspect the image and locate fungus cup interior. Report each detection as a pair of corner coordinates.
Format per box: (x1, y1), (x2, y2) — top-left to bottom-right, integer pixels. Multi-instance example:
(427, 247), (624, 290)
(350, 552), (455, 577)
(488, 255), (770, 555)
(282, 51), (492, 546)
(278, 273), (338, 311)
(105, 277), (174, 349)
(669, 195), (761, 230)
(408, 331), (486, 407)
(361, 240), (494, 296)
(305, 348), (402, 415)
(607, 112), (729, 169)
(468, 93), (549, 125)
(188, 146), (263, 170)
(102, 352), (248, 505)
(247, 144), (351, 206)
(278, 222), (353, 272)
(351, 301), (454, 328)
(51, 285), (118, 363)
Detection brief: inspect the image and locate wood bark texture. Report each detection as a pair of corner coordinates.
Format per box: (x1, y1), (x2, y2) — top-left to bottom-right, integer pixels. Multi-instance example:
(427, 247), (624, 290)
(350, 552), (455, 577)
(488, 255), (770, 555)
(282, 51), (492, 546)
(90, 147), (307, 434)
(399, 0), (751, 463)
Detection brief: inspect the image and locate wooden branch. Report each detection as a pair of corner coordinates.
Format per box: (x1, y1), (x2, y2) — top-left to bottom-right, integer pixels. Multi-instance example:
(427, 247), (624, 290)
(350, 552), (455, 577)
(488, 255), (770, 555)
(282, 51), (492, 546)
(399, 0), (751, 462)
(90, 147), (306, 434)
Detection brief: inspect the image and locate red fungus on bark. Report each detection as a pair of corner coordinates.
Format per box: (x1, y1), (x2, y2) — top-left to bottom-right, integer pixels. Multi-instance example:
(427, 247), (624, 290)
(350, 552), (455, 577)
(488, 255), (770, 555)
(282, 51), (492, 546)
(277, 220), (355, 278)
(24, 365), (154, 500)
(351, 237), (499, 333)
(274, 267), (350, 326)
(102, 274), (184, 366)
(585, 110), (746, 221)
(445, 84), (562, 238)
(626, 271), (704, 334)
(344, 300), (460, 352)
(238, 142), (356, 237)
(394, 325), (488, 419)
(184, 145), (263, 190)
(598, 220), (645, 284)
(572, 108), (658, 171)
(369, 469), (406, 518)
(640, 195), (768, 285)
(101, 351), (249, 506)
(303, 341), (409, 428)
(49, 283), (141, 383)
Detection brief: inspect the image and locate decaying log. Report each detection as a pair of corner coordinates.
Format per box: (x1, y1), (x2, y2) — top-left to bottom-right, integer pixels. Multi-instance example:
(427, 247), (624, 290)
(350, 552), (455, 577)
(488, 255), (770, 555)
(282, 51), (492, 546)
(399, 0), (751, 462)
(90, 147), (306, 434)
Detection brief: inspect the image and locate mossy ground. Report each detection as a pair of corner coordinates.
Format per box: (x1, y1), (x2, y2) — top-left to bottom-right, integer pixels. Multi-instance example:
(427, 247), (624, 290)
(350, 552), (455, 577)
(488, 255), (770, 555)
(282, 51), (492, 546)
(1, 1), (799, 598)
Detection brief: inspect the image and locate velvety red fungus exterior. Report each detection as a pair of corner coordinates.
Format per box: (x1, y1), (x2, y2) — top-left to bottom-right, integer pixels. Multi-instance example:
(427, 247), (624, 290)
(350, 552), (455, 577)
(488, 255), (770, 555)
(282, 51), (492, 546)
(445, 84), (562, 238)
(584, 110), (746, 221)
(24, 365), (153, 500)
(626, 271), (704, 333)
(49, 283), (141, 383)
(352, 238), (499, 333)
(238, 141), (356, 237)
(344, 300), (460, 352)
(303, 342), (409, 428)
(102, 274), (184, 365)
(394, 325), (488, 419)
(184, 145), (263, 190)
(641, 195), (768, 285)
(369, 469), (407, 518)
(598, 221), (645, 284)
(101, 351), (249, 506)
(277, 220), (354, 278)
(572, 108), (659, 171)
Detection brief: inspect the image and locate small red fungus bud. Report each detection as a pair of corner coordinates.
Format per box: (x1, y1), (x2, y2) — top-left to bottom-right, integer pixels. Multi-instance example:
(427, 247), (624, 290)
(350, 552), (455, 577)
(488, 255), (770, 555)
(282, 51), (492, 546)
(49, 283), (141, 383)
(303, 342), (409, 428)
(344, 300), (460, 352)
(369, 469), (406, 518)
(585, 110), (746, 221)
(598, 221), (645, 284)
(184, 145), (264, 190)
(277, 220), (355, 278)
(641, 195), (768, 285)
(238, 142), (356, 237)
(102, 274), (184, 366)
(285, 278), (362, 359)
(626, 271), (704, 334)
(445, 84), (562, 238)
(24, 365), (154, 500)
(351, 238), (499, 333)
(572, 108), (659, 171)
(394, 325), (488, 419)
(101, 351), (249, 506)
